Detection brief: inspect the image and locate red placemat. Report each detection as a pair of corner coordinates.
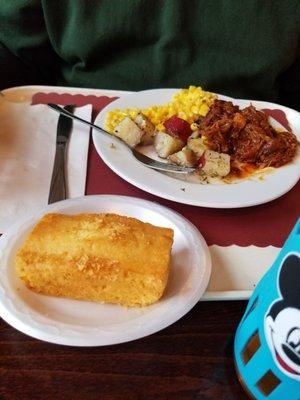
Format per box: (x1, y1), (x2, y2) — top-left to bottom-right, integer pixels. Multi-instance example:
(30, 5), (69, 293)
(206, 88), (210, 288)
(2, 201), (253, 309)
(32, 92), (300, 248)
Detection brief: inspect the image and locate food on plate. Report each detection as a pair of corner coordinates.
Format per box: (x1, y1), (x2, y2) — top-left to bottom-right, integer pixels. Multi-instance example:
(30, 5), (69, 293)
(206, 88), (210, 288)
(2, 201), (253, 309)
(168, 148), (197, 167)
(187, 138), (207, 158)
(164, 115), (192, 143)
(15, 213), (174, 307)
(105, 87), (298, 182)
(113, 116), (143, 148)
(134, 113), (156, 145)
(105, 86), (216, 133)
(154, 131), (184, 158)
(113, 113), (156, 147)
(198, 100), (298, 178)
(200, 150), (231, 177)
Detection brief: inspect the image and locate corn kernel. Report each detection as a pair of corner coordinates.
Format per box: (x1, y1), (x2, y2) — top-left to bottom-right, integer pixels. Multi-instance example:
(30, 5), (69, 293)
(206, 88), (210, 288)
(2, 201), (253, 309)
(199, 104), (210, 116)
(157, 123), (165, 132)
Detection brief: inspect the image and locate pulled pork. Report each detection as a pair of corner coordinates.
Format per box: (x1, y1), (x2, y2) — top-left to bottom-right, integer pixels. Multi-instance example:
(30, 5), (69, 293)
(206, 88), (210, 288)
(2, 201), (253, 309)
(197, 100), (297, 168)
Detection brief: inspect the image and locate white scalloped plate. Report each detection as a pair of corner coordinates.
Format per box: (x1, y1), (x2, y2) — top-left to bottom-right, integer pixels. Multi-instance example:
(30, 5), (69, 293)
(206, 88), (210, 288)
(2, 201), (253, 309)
(0, 195), (211, 346)
(93, 88), (300, 208)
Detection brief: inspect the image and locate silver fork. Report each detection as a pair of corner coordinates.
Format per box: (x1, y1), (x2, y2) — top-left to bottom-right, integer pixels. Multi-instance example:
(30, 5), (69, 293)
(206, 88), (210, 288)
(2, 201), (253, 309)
(47, 104), (196, 174)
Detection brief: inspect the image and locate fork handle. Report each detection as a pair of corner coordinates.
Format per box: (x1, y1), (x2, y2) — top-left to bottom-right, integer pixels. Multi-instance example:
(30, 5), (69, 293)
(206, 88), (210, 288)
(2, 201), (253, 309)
(48, 103), (125, 145)
(48, 143), (66, 204)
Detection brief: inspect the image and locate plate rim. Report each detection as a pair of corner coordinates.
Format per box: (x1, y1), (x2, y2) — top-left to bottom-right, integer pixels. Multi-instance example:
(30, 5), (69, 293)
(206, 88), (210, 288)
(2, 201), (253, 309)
(93, 88), (300, 209)
(0, 194), (211, 346)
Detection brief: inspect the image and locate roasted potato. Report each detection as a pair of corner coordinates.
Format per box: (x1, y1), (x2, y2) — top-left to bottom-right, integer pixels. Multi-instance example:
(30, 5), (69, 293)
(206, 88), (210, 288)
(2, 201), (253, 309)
(113, 117), (143, 148)
(154, 132), (184, 158)
(134, 113), (155, 145)
(201, 150), (230, 177)
(187, 138), (207, 158)
(168, 148), (197, 167)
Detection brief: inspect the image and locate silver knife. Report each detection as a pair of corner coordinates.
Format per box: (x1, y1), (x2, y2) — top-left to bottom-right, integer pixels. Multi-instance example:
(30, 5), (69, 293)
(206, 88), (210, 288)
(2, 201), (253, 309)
(48, 105), (74, 204)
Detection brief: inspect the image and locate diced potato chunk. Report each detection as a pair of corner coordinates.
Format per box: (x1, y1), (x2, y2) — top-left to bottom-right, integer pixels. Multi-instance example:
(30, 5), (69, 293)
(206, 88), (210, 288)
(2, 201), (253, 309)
(134, 113), (155, 145)
(202, 150), (230, 177)
(187, 138), (208, 158)
(154, 132), (184, 158)
(168, 148), (197, 167)
(113, 117), (143, 148)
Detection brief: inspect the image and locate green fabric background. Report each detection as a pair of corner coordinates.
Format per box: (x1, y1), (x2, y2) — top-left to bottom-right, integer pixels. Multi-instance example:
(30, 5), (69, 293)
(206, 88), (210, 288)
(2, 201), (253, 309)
(0, 0), (299, 109)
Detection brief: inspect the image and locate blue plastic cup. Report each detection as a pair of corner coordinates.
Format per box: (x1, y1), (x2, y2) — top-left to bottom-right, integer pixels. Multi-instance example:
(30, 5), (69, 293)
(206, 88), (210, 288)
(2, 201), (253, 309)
(234, 219), (300, 399)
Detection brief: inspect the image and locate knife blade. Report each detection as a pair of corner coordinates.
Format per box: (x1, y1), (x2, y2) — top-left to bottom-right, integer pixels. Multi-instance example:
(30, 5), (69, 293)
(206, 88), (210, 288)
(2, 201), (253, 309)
(48, 105), (74, 204)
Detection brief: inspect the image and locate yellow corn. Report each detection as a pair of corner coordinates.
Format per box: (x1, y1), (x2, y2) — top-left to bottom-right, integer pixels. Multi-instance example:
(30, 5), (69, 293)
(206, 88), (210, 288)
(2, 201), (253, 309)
(105, 86), (216, 133)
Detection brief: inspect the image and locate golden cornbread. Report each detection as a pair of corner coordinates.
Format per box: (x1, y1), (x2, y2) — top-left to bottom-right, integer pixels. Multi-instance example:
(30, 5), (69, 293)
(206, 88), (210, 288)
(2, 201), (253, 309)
(15, 213), (174, 307)
(105, 86), (216, 133)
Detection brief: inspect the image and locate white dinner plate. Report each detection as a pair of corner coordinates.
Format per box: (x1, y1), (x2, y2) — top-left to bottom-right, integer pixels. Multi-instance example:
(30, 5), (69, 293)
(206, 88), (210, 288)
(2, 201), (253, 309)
(93, 88), (300, 208)
(0, 195), (211, 346)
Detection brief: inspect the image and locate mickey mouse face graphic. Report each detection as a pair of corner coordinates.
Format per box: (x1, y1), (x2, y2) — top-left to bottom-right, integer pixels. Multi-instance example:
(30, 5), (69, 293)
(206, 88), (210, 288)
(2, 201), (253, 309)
(265, 254), (300, 379)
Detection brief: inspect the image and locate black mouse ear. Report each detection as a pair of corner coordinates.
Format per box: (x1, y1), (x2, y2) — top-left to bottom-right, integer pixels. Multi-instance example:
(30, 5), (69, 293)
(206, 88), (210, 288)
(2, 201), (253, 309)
(268, 299), (286, 320)
(279, 254), (300, 307)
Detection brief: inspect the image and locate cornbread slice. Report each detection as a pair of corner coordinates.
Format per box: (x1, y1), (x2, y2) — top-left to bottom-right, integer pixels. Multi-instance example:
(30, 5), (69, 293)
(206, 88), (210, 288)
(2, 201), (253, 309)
(15, 213), (174, 307)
